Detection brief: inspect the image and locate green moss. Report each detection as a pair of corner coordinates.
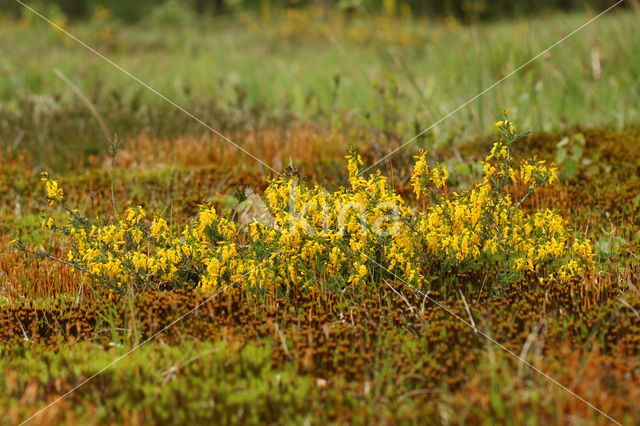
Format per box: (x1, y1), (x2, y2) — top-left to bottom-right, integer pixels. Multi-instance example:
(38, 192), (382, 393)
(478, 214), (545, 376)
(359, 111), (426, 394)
(0, 340), (322, 424)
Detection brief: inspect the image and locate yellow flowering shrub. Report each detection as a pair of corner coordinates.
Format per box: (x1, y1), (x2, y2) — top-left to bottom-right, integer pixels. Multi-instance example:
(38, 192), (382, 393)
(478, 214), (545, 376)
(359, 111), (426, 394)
(30, 115), (594, 294)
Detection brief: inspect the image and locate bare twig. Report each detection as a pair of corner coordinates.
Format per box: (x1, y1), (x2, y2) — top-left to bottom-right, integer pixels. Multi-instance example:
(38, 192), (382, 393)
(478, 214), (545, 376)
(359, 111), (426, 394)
(14, 313), (30, 342)
(457, 289), (477, 333)
(618, 298), (640, 318)
(384, 278), (415, 316)
(274, 322), (290, 357)
(107, 135), (122, 218)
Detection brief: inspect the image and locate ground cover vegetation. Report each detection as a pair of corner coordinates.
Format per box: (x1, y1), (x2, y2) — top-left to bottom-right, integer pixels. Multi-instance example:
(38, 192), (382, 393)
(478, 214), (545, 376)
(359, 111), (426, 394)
(19, 115), (594, 295)
(1, 2), (639, 425)
(1, 3), (639, 169)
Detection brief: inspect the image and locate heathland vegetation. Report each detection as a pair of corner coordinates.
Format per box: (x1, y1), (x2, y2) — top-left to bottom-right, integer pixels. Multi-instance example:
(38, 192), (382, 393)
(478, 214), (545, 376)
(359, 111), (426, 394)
(1, 1), (639, 424)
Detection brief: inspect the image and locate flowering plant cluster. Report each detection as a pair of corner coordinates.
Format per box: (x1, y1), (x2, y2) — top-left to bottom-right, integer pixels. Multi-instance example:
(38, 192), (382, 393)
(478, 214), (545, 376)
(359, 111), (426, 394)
(27, 115), (594, 294)
(410, 115), (592, 284)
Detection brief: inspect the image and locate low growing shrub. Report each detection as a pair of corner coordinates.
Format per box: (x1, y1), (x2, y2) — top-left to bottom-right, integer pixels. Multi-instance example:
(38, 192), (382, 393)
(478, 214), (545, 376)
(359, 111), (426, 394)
(16, 114), (594, 294)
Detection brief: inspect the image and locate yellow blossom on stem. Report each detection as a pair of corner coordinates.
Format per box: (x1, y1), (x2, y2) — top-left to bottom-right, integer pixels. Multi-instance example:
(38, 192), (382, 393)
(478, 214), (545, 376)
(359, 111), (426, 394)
(40, 173), (64, 206)
(31, 114), (595, 295)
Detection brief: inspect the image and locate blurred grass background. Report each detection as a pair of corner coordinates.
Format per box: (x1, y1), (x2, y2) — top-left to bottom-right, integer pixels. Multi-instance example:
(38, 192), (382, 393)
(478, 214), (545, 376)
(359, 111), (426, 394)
(1, 0), (635, 21)
(1, 1), (638, 169)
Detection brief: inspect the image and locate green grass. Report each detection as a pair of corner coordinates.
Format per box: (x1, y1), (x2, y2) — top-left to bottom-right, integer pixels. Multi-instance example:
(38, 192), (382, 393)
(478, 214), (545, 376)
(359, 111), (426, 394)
(1, 8), (639, 157)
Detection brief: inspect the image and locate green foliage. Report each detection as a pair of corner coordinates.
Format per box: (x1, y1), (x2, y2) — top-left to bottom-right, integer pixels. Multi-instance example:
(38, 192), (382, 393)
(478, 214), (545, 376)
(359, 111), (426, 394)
(595, 228), (626, 259)
(1, 8), (638, 165)
(0, 341), (317, 424)
(141, 0), (196, 27)
(1, 0), (630, 22)
(554, 133), (608, 180)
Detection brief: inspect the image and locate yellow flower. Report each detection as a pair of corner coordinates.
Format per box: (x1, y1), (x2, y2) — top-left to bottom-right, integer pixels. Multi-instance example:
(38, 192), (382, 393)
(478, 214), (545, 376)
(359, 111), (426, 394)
(150, 218), (169, 239)
(41, 173), (64, 206)
(431, 164), (449, 188)
(39, 115), (594, 293)
(495, 119), (515, 134)
(125, 206), (146, 225)
(410, 151), (432, 198)
(348, 263), (368, 284)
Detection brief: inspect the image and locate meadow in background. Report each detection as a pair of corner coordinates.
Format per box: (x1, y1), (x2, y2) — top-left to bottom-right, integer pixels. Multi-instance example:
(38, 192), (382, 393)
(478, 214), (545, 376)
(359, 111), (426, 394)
(1, 0), (639, 166)
(0, 1), (639, 424)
